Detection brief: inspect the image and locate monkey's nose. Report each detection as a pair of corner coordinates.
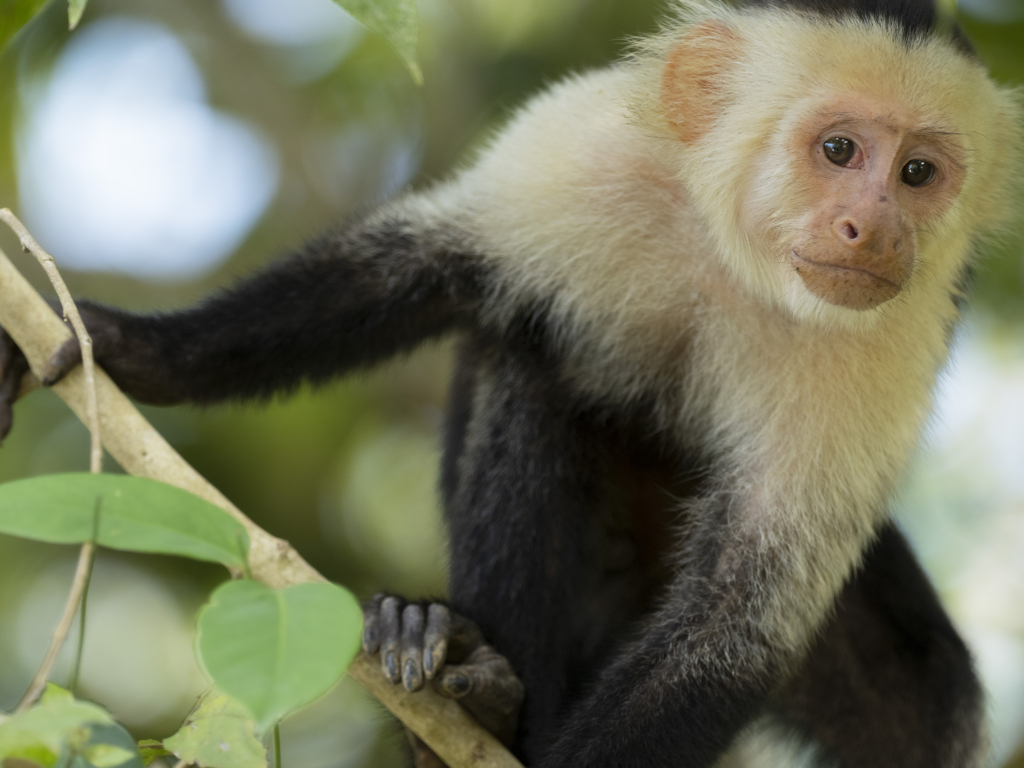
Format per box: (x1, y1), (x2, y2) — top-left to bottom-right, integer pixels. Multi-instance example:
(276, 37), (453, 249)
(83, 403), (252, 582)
(836, 219), (861, 243)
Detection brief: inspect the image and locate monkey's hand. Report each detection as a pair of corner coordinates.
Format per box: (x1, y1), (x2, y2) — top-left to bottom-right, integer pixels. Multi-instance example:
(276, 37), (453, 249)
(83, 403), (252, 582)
(0, 323), (34, 443)
(0, 298), (187, 442)
(362, 594), (524, 762)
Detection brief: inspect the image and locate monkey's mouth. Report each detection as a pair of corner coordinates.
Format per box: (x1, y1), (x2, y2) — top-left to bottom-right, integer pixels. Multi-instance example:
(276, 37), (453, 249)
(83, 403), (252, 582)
(790, 250), (903, 311)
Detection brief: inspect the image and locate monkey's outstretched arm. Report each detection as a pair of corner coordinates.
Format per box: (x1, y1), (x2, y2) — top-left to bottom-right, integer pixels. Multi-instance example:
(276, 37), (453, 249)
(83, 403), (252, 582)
(537, 495), (865, 768)
(20, 215), (487, 407)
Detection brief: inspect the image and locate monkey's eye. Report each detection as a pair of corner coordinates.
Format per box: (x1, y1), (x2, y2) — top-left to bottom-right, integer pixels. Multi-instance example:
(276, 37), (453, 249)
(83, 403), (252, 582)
(823, 137), (856, 166)
(901, 159), (935, 187)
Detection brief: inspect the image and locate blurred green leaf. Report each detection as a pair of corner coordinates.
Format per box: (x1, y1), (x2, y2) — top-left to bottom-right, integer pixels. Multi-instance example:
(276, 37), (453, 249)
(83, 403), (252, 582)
(2, 756), (48, 768)
(0, 684), (112, 768)
(66, 0), (85, 29)
(133, 743), (168, 768)
(62, 725), (142, 768)
(0, 474), (249, 569)
(0, 0), (47, 52)
(196, 580), (362, 733)
(78, 746), (131, 768)
(39, 686), (72, 706)
(332, 0), (421, 83)
(163, 694), (265, 768)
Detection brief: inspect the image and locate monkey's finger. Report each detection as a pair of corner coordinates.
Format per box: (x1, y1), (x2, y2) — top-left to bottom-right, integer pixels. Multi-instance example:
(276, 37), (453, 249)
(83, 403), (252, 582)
(400, 604), (426, 691)
(423, 604), (450, 680)
(361, 593), (387, 654)
(41, 337), (82, 387)
(379, 596), (403, 684)
(434, 645), (524, 715)
(437, 646), (524, 746)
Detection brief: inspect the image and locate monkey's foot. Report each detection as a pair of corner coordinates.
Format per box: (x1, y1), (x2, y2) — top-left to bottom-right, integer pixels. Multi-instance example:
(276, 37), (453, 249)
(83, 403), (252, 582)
(361, 594), (524, 746)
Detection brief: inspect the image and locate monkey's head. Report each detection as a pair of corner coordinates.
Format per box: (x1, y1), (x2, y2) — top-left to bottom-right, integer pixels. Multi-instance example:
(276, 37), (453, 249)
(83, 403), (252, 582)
(653, 3), (1022, 327)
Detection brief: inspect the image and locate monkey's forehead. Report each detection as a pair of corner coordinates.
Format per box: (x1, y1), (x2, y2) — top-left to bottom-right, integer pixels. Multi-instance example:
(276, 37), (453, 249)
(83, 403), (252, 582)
(660, 1), (1011, 128)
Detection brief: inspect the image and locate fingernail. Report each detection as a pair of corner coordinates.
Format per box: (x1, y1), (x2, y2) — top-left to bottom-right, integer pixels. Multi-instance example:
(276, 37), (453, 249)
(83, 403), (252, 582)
(404, 660), (420, 691)
(385, 653), (399, 682)
(444, 674), (469, 695)
(424, 650), (434, 676)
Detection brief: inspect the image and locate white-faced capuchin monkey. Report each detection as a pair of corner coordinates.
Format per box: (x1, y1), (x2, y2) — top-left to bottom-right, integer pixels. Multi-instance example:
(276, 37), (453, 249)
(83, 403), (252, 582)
(0, 0), (1020, 765)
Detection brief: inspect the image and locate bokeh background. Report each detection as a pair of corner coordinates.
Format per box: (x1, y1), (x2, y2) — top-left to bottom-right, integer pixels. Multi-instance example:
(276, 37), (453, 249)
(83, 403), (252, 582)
(0, 0), (1022, 765)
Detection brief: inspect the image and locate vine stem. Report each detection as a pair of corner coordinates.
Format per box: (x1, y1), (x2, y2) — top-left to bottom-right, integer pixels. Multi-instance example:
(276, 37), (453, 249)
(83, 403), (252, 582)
(2, 208), (102, 711)
(68, 499), (101, 695)
(14, 539), (97, 711)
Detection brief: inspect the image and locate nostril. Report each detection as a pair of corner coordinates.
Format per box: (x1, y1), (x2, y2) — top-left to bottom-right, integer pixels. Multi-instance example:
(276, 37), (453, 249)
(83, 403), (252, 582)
(841, 222), (859, 241)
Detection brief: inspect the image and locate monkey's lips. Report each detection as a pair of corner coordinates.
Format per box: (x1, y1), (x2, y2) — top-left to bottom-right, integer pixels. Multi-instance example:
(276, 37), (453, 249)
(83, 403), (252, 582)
(790, 251), (904, 311)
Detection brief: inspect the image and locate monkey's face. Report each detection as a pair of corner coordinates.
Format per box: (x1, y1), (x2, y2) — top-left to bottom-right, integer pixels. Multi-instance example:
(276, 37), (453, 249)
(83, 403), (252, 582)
(657, 13), (1020, 328)
(785, 98), (966, 311)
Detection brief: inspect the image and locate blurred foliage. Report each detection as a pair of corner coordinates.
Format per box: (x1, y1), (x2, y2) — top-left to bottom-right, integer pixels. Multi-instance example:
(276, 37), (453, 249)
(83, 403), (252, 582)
(0, 0), (1020, 766)
(0, 0), (48, 52)
(162, 694), (266, 768)
(331, 0), (421, 83)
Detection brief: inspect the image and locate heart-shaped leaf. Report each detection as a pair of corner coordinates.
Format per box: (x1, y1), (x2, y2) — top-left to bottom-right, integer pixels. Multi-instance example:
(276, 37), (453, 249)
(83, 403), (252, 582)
(196, 581), (362, 733)
(0, 474), (249, 570)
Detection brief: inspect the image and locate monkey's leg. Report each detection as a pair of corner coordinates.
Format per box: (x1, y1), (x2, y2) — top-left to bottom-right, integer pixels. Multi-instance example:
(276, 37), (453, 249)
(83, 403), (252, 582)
(361, 594), (524, 768)
(440, 339), (609, 763)
(774, 522), (984, 768)
(0, 211), (486, 412)
(520, 482), (889, 768)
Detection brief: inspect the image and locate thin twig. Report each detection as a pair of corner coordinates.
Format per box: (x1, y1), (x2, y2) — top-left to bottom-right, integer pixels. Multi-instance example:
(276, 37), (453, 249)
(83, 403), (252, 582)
(15, 539), (97, 711)
(1, 209), (103, 711)
(0, 209), (101, 473)
(68, 498), (101, 695)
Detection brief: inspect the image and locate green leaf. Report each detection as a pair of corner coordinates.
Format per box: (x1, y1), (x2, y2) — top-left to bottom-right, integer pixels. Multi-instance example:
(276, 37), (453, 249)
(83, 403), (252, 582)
(196, 581), (362, 733)
(0, 0), (48, 53)
(332, 0), (421, 83)
(0, 685), (113, 766)
(65, 725), (141, 768)
(134, 743), (169, 768)
(39, 685), (73, 706)
(163, 694), (265, 768)
(67, 0), (86, 29)
(79, 747), (131, 768)
(0, 474), (249, 569)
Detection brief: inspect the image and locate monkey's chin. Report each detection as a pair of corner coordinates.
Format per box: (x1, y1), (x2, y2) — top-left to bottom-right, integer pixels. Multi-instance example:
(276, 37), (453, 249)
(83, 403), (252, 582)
(789, 251), (902, 312)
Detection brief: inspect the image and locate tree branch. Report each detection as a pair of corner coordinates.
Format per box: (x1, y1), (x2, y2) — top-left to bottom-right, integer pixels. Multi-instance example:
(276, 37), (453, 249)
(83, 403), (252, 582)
(0, 244), (523, 768)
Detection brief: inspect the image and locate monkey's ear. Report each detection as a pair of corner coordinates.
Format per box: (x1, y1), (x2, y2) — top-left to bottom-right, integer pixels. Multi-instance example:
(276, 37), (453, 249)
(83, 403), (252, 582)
(660, 20), (739, 144)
